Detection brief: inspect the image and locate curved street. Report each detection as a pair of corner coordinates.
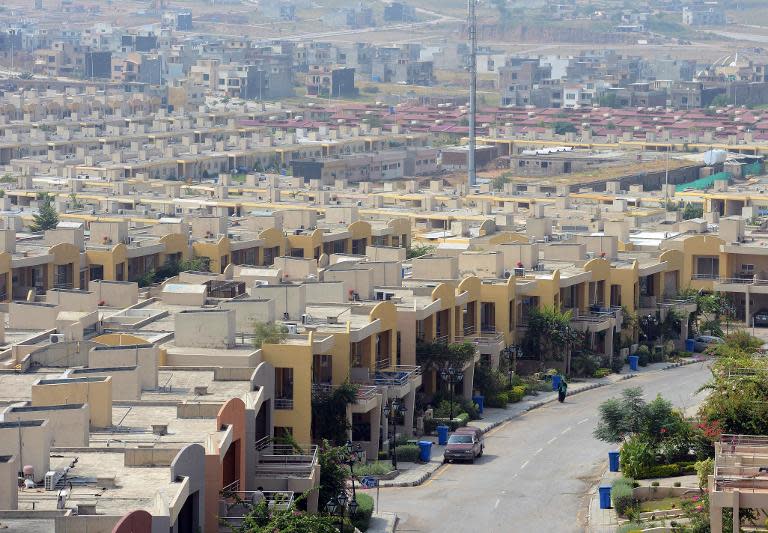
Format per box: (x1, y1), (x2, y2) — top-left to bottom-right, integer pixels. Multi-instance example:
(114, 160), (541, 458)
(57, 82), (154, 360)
(365, 362), (712, 533)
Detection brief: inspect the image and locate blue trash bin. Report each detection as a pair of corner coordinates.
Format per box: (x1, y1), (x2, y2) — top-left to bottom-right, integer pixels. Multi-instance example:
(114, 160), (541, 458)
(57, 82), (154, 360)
(418, 441), (433, 462)
(472, 395), (485, 414)
(608, 451), (620, 472)
(599, 486), (612, 509)
(685, 338), (695, 352)
(437, 425), (449, 445)
(628, 355), (639, 371)
(552, 374), (562, 391)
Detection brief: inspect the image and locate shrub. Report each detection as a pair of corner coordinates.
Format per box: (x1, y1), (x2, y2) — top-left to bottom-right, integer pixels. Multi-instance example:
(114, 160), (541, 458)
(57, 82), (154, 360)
(673, 481), (681, 487)
(611, 356), (624, 374)
(612, 477), (639, 517)
(448, 413), (470, 431)
(594, 368), (612, 378)
(651, 481), (660, 487)
(638, 350), (649, 367)
(619, 435), (655, 479)
(485, 392), (509, 408)
(394, 444), (420, 463)
(636, 344), (650, 358)
(377, 451), (388, 461)
(352, 493), (374, 531)
(433, 399), (480, 421)
(507, 385), (527, 403)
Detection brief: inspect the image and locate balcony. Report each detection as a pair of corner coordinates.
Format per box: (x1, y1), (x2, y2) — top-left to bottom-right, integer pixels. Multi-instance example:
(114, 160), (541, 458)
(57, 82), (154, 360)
(254, 438), (319, 480)
(714, 277), (768, 295)
(570, 309), (616, 332)
(312, 383), (380, 409)
(455, 328), (505, 356)
(368, 365), (423, 397)
(658, 297), (697, 315)
(219, 486), (295, 530)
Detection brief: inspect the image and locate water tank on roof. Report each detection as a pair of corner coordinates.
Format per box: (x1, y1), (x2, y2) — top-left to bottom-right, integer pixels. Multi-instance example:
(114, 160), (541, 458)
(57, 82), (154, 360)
(704, 149), (728, 166)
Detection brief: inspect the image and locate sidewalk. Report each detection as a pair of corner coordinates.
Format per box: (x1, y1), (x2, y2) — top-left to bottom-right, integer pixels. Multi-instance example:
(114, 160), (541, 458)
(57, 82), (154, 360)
(586, 467), (622, 533)
(378, 370), (638, 488)
(365, 512), (398, 533)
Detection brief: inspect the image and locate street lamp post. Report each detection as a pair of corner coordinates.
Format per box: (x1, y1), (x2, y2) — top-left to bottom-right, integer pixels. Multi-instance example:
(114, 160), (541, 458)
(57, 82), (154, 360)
(439, 366), (464, 420)
(382, 398), (406, 469)
(325, 486), (358, 533)
(345, 440), (363, 503)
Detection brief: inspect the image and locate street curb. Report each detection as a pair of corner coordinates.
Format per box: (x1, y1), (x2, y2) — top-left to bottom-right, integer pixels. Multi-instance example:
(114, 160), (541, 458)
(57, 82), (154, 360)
(663, 358), (699, 370)
(380, 377), (639, 488)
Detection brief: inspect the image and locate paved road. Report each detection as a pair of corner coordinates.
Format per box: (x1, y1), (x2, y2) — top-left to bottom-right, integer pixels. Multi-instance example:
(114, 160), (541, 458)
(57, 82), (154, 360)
(366, 362), (712, 533)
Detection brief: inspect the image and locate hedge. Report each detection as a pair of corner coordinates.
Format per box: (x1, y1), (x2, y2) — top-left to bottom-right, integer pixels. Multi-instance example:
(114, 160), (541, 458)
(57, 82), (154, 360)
(593, 368), (611, 378)
(448, 413), (470, 431)
(352, 493), (374, 531)
(612, 477), (639, 517)
(394, 444), (420, 462)
(635, 460), (697, 479)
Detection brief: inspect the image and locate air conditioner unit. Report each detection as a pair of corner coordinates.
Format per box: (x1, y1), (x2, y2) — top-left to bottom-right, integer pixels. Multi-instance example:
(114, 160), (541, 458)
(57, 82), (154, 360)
(301, 313), (311, 324)
(253, 280), (268, 287)
(45, 469), (65, 491)
(49, 334), (65, 344)
(286, 323), (298, 334)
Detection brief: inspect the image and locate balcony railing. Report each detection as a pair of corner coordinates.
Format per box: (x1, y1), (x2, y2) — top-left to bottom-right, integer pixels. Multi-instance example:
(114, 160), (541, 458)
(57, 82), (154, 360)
(254, 440), (319, 479)
(274, 398), (294, 410)
(371, 365), (422, 387)
(312, 383), (379, 401)
(658, 297), (696, 308)
(220, 490), (295, 526)
(455, 330), (505, 346)
(571, 310), (615, 324)
(375, 356), (391, 370)
(692, 273), (720, 280)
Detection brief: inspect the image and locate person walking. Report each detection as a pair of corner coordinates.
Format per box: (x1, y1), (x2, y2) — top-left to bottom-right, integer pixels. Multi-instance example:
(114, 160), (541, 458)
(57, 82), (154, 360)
(557, 377), (568, 403)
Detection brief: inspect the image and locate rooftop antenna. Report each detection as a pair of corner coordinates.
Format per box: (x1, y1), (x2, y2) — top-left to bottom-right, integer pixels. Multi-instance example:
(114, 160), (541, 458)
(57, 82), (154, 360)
(467, 0), (477, 187)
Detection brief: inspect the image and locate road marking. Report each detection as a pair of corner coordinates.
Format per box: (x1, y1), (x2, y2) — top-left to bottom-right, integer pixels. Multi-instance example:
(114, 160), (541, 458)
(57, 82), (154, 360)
(534, 448), (543, 455)
(561, 426), (572, 435)
(577, 418), (590, 425)
(547, 436), (557, 445)
(494, 498), (500, 510)
(520, 460), (529, 470)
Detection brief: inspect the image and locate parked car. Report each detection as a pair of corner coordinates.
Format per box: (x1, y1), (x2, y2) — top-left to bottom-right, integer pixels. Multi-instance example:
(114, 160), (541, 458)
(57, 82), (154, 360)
(443, 432), (483, 464)
(693, 335), (724, 352)
(455, 426), (484, 454)
(753, 310), (768, 327)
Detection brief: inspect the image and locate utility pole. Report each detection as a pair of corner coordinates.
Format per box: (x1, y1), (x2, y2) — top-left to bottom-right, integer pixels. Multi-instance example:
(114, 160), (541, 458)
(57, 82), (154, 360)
(467, 0), (477, 187)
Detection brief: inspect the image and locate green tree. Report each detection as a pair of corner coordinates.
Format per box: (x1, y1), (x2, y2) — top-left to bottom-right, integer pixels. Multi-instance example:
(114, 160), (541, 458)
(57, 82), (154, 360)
(553, 121), (577, 135)
(252, 321), (289, 349)
(416, 340), (476, 372)
(594, 387), (686, 445)
(682, 202), (704, 220)
(311, 382), (358, 445)
(317, 442), (353, 518)
(521, 306), (581, 368)
(30, 193), (59, 232)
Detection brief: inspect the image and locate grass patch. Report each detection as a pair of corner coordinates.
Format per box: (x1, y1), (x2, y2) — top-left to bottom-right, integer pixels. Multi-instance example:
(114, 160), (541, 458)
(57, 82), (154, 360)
(639, 496), (683, 512)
